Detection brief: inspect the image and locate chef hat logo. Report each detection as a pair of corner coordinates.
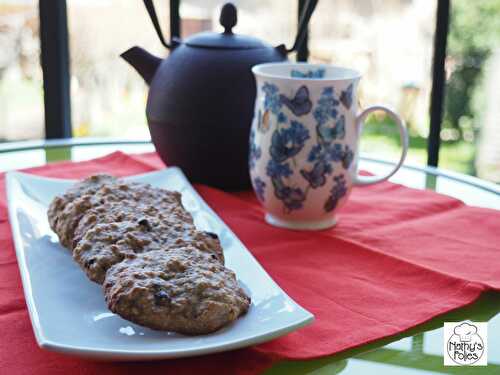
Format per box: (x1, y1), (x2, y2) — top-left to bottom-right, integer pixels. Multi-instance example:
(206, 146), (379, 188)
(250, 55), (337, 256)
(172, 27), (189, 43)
(453, 322), (477, 342)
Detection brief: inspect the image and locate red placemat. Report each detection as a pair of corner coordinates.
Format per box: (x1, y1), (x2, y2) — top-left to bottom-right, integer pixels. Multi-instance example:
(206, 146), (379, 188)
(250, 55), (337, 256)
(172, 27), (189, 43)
(1, 151), (499, 375)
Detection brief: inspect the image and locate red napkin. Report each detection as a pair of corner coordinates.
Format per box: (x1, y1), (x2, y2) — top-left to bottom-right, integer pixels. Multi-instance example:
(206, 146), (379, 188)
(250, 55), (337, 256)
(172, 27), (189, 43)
(1, 151), (499, 375)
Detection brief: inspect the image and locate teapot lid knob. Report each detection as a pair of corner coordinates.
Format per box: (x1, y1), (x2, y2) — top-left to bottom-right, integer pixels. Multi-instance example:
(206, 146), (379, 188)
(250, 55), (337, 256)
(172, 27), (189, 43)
(219, 3), (237, 34)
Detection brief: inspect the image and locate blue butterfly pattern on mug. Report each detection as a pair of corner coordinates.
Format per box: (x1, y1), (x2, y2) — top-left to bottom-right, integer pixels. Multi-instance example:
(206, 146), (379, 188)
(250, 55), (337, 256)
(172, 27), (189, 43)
(341, 147), (354, 169)
(300, 159), (332, 188)
(270, 120), (310, 163)
(277, 112), (288, 123)
(317, 115), (345, 143)
(290, 68), (326, 79)
(266, 120), (310, 211)
(313, 87), (340, 125)
(258, 83), (288, 135)
(280, 86), (312, 116)
(271, 177), (307, 211)
(248, 128), (261, 170)
(324, 175), (348, 212)
(252, 177), (266, 203)
(266, 159), (293, 178)
(257, 82), (352, 213)
(340, 83), (354, 110)
(299, 87), (353, 211)
(259, 92), (310, 212)
(262, 82), (282, 115)
(300, 142), (351, 189)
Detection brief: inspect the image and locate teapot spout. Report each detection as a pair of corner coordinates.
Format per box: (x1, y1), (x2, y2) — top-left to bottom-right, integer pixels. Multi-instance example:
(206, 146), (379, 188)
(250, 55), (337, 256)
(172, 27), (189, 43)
(121, 46), (162, 85)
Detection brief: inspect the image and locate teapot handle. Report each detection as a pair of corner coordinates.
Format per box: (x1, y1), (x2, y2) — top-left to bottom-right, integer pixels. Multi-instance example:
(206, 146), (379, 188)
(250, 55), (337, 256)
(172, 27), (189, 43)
(285, 0), (319, 54)
(143, 0), (176, 49)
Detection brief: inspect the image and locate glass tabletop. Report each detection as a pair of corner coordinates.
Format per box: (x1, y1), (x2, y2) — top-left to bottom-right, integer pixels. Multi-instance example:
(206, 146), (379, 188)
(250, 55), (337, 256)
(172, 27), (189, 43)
(1, 139), (499, 374)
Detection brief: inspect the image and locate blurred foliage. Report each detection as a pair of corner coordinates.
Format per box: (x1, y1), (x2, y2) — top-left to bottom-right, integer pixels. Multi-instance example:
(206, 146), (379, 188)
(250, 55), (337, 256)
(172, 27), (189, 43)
(361, 115), (475, 175)
(361, 0), (500, 177)
(444, 0), (500, 139)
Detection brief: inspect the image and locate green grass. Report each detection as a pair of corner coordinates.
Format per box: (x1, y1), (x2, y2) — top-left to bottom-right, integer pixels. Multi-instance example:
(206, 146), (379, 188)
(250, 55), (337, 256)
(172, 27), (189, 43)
(360, 117), (476, 175)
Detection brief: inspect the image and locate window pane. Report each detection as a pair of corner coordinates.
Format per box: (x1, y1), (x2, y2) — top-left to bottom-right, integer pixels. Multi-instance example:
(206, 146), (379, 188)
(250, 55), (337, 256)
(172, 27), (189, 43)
(67, 0), (167, 139)
(66, 0), (295, 140)
(309, 0), (437, 169)
(0, 0), (44, 141)
(180, 0), (296, 46)
(447, 0), (500, 182)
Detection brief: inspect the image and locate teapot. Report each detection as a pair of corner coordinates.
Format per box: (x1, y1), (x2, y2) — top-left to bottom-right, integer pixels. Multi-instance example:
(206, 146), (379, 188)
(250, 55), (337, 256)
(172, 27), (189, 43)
(122, 0), (318, 190)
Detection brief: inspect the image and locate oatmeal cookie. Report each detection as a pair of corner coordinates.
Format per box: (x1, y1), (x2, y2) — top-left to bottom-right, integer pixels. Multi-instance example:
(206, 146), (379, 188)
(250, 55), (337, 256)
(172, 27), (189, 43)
(72, 197), (193, 249)
(103, 248), (250, 334)
(47, 174), (117, 244)
(74, 217), (224, 284)
(49, 177), (184, 249)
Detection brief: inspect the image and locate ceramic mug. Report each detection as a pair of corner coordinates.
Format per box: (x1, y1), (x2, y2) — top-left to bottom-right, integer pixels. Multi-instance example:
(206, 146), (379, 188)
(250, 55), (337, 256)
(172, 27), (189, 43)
(249, 63), (408, 230)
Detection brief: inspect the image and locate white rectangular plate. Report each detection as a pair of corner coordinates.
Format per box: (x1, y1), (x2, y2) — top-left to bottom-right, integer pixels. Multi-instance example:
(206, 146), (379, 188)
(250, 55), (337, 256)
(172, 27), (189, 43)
(6, 168), (313, 361)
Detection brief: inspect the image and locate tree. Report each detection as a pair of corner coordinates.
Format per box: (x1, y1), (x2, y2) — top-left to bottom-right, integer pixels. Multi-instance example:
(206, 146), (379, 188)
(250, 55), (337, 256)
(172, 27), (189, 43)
(444, 0), (500, 139)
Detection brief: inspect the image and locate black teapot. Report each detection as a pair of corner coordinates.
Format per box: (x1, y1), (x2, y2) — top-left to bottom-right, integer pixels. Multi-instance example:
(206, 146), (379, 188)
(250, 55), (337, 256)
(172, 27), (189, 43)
(122, 0), (318, 190)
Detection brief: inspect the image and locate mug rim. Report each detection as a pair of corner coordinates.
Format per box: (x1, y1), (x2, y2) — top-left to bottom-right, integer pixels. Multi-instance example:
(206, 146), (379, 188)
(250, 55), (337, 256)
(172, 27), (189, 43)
(252, 62), (362, 82)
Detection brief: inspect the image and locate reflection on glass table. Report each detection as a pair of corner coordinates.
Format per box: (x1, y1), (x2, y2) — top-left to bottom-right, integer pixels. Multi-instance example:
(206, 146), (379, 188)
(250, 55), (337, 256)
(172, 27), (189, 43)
(0, 140), (498, 374)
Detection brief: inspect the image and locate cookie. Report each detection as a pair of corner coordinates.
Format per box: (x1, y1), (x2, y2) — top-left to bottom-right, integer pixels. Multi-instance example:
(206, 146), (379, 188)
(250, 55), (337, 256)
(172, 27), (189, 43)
(49, 177), (184, 249)
(74, 217), (224, 284)
(103, 248), (250, 334)
(47, 174), (117, 245)
(72, 197), (192, 249)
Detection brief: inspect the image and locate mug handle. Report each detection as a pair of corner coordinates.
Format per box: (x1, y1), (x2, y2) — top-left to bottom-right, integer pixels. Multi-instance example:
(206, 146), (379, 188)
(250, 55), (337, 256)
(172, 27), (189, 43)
(353, 105), (409, 186)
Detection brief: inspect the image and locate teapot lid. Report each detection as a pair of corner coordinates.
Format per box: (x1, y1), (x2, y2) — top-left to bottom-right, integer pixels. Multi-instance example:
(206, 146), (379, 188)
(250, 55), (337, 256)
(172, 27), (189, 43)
(184, 3), (270, 50)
